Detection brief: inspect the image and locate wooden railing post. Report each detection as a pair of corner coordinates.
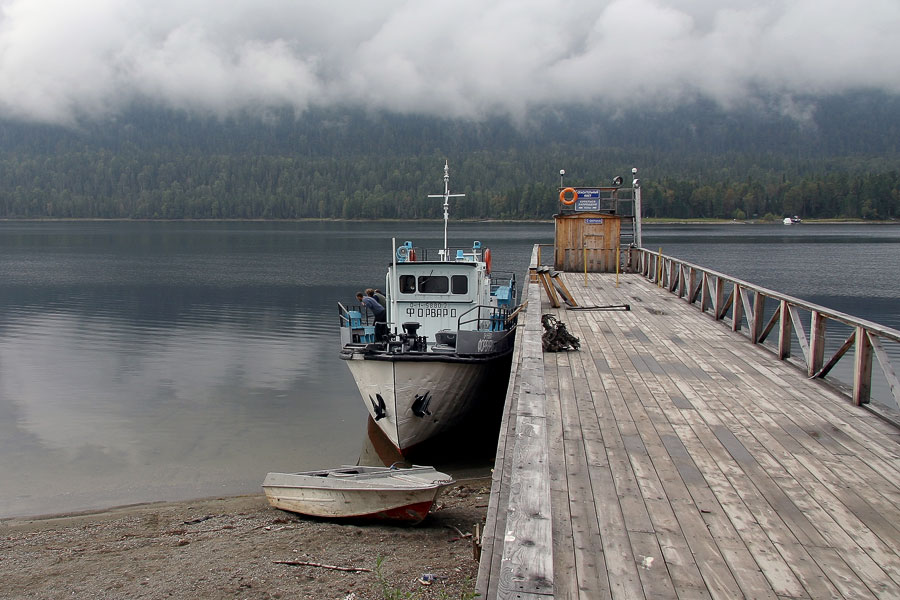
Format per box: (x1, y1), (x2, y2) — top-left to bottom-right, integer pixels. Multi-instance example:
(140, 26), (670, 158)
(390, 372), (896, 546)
(732, 284), (742, 331)
(751, 292), (766, 344)
(778, 300), (791, 359)
(853, 326), (873, 405)
(714, 277), (724, 320)
(687, 268), (697, 305)
(808, 311), (826, 377)
(700, 273), (710, 313)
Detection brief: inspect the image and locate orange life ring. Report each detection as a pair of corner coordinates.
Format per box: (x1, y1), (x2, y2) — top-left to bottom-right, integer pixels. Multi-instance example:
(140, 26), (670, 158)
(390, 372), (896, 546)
(559, 187), (577, 205)
(484, 248), (492, 274)
(408, 249), (416, 262)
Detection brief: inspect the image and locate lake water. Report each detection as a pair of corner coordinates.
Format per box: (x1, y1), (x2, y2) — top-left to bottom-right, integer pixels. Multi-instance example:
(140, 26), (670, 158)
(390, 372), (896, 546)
(1, 221), (898, 518)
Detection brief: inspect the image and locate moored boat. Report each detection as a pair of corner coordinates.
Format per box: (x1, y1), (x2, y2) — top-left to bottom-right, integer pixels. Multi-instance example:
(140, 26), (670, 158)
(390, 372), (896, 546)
(338, 162), (520, 455)
(262, 465), (454, 523)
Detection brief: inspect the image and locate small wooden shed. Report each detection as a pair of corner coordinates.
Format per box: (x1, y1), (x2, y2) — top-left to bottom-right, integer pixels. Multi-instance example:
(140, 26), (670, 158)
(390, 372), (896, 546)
(554, 212), (622, 272)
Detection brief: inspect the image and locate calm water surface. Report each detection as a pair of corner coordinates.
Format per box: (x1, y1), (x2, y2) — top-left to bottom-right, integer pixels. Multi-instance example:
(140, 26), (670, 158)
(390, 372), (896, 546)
(1, 221), (897, 518)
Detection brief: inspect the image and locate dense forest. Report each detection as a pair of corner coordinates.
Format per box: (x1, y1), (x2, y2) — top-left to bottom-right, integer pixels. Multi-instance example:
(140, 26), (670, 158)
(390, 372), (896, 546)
(1, 92), (898, 220)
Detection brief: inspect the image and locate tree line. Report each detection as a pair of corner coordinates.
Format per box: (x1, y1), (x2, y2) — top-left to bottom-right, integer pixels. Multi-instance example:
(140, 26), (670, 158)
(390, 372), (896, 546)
(1, 98), (899, 220)
(1, 148), (896, 220)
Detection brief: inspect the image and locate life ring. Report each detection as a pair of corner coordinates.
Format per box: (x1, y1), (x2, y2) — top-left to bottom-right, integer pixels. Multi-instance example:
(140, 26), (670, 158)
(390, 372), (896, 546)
(408, 249), (416, 262)
(484, 248), (492, 274)
(559, 187), (577, 205)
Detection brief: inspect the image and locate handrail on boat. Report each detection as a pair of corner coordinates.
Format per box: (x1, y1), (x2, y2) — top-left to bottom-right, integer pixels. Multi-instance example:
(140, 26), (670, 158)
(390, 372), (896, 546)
(337, 302), (350, 326)
(337, 300), (377, 326)
(456, 304), (517, 332)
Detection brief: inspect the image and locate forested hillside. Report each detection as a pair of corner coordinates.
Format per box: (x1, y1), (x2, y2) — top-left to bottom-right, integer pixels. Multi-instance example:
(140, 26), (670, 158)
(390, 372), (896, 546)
(1, 92), (898, 220)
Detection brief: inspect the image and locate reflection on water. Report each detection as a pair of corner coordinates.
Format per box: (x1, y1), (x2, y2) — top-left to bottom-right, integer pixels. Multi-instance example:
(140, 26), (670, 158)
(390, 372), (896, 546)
(1, 221), (897, 518)
(0, 221), (551, 517)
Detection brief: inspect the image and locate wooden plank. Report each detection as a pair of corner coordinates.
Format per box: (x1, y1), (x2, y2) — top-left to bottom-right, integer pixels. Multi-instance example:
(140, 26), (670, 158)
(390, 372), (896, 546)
(807, 546), (878, 599)
(542, 271), (561, 308)
(497, 412), (553, 597)
(549, 272), (578, 307)
(568, 283), (694, 598)
(553, 339), (612, 599)
(675, 415), (809, 598)
(477, 302), (526, 598)
(486, 268), (900, 600)
(541, 339), (582, 600)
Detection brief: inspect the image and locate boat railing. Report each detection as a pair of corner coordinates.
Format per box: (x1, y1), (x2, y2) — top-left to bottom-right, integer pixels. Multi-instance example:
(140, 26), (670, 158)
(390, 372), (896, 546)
(489, 270), (516, 287)
(490, 270), (518, 307)
(401, 246), (484, 262)
(628, 246), (900, 418)
(338, 300), (378, 327)
(457, 304), (517, 332)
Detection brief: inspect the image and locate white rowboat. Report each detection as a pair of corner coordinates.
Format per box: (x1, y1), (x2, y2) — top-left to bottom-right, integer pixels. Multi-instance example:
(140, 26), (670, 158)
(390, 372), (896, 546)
(262, 465), (454, 523)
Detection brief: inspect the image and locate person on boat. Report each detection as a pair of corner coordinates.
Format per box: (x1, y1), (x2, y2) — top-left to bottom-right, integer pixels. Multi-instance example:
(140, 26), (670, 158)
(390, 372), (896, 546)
(367, 288), (387, 309)
(357, 291), (387, 340)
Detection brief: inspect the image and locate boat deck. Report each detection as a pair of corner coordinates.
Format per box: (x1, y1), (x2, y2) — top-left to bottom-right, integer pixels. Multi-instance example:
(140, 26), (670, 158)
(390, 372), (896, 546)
(477, 271), (900, 599)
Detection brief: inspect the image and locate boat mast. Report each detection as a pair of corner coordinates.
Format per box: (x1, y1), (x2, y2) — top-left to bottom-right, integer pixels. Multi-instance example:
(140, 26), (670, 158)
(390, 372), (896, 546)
(427, 161), (465, 261)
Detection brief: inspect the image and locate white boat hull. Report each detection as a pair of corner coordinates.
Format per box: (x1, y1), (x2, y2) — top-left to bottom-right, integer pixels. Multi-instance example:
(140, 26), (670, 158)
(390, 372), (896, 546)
(344, 352), (510, 453)
(262, 466), (452, 523)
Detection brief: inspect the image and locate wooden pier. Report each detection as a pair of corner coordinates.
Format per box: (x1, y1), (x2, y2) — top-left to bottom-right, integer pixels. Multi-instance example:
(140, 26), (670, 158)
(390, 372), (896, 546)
(476, 249), (900, 599)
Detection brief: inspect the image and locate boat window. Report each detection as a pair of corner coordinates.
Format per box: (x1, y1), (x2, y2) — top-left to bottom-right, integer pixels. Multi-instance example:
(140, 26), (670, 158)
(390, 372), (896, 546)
(451, 275), (468, 294)
(417, 275), (449, 294)
(399, 275), (416, 294)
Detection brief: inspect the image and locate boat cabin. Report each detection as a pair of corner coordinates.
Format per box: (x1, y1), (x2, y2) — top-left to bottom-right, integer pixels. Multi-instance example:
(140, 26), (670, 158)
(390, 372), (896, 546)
(339, 240), (516, 351)
(386, 241), (514, 342)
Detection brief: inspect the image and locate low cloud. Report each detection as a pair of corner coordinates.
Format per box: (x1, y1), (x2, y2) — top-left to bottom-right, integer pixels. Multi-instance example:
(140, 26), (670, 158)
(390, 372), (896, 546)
(1, 0), (898, 124)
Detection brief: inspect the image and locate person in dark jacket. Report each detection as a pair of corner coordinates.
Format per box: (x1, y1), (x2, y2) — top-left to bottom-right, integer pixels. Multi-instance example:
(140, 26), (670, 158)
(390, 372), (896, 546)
(357, 292), (387, 340)
(366, 288), (387, 309)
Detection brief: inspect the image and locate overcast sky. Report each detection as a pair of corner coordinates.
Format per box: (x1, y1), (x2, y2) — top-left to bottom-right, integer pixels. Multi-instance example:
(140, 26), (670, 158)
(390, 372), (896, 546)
(1, 0), (898, 124)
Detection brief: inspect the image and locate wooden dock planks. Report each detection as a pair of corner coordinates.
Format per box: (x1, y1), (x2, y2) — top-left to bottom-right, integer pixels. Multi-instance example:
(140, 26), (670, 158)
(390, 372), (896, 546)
(478, 271), (900, 599)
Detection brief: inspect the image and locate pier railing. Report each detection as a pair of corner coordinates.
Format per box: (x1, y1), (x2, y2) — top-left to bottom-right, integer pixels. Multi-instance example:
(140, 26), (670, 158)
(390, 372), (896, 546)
(628, 247), (900, 416)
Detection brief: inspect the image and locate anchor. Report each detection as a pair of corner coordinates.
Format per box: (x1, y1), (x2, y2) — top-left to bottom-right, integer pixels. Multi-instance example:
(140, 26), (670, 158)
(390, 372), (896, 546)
(411, 391), (433, 417)
(369, 393), (386, 421)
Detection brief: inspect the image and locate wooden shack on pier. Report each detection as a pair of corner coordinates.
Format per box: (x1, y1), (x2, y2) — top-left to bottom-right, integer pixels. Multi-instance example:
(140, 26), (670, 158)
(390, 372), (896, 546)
(553, 184), (638, 273)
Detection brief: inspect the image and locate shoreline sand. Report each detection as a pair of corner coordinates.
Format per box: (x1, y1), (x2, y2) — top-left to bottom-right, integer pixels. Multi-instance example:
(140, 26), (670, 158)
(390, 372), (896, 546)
(1, 479), (491, 600)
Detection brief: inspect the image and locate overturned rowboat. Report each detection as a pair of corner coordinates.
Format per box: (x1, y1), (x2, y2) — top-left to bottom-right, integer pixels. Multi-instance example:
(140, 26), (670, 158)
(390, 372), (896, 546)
(262, 465), (454, 523)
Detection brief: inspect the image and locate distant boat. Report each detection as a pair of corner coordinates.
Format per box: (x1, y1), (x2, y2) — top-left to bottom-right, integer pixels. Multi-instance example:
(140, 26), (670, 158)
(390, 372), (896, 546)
(783, 216), (802, 225)
(262, 465), (454, 523)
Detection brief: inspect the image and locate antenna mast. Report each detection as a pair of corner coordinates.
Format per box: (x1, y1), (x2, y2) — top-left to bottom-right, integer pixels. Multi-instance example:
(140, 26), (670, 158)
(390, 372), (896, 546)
(427, 161), (465, 261)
